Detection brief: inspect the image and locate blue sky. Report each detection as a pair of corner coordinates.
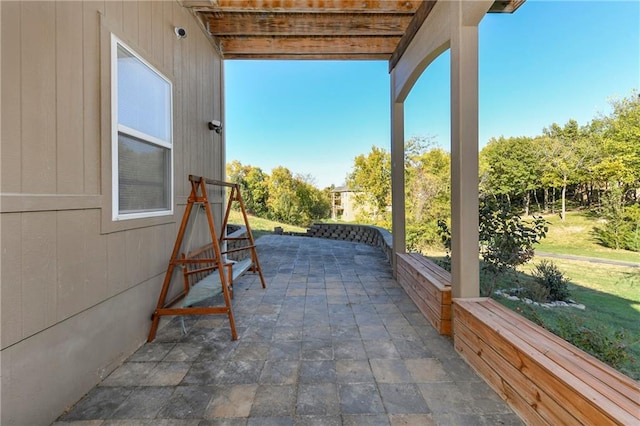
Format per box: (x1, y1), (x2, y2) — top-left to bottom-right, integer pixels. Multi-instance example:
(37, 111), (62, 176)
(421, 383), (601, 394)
(225, 1), (639, 189)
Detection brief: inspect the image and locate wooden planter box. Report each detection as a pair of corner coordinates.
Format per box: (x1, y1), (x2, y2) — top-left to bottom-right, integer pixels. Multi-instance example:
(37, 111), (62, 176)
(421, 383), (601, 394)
(453, 298), (640, 425)
(396, 253), (451, 335)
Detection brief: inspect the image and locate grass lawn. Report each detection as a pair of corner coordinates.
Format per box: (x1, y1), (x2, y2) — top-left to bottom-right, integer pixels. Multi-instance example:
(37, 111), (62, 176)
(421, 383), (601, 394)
(535, 210), (640, 264)
(495, 258), (640, 380)
(227, 210), (307, 239)
(531, 210), (639, 375)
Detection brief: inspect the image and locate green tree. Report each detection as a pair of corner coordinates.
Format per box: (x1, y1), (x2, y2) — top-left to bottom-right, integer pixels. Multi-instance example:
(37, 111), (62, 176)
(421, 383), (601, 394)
(293, 174), (331, 224)
(345, 137), (451, 251)
(623, 204), (640, 252)
(587, 92), (640, 251)
(439, 199), (548, 296)
(245, 166), (269, 216)
(347, 145), (391, 224)
(267, 166), (301, 224)
(594, 185), (628, 250)
(407, 147), (450, 222)
(265, 166), (331, 227)
(594, 92), (640, 188)
(594, 186), (640, 252)
(541, 120), (590, 220)
(577, 119), (608, 207)
(405, 146), (451, 252)
(226, 160), (269, 216)
(480, 136), (541, 214)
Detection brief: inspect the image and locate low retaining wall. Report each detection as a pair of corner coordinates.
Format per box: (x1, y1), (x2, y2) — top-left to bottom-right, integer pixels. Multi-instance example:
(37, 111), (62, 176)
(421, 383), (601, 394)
(304, 223), (393, 262)
(227, 223), (393, 262)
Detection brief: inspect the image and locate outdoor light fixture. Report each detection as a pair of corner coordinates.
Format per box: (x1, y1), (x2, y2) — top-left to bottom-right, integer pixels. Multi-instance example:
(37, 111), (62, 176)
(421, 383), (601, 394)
(174, 27), (187, 39)
(208, 120), (222, 134)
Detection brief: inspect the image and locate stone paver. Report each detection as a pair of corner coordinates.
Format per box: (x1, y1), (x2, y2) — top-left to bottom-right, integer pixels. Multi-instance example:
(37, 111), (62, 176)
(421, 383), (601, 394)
(55, 235), (522, 425)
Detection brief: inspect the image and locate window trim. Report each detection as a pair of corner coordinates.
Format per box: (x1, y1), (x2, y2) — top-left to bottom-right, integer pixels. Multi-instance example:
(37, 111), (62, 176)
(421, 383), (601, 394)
(110, 34), (174, 221)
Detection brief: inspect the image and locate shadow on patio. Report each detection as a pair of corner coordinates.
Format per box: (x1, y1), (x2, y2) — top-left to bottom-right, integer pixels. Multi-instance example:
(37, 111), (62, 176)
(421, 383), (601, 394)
(55, 235), (522, 425)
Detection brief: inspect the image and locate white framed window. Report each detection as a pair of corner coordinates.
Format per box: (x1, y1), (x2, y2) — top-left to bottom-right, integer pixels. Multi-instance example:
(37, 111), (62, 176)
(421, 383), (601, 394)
(111, 34), (173, 220)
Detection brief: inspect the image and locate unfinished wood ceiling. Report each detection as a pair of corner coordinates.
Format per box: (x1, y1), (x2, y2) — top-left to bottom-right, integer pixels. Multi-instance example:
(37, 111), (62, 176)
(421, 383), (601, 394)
(182, 1), (524, 61)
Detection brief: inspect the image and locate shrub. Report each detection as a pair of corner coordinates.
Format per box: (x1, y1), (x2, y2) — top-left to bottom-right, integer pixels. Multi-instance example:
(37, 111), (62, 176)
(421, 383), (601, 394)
(434, 256), (451, 272)
(532, 260), (570, 301)
(594, 218), (628, 250)
(406, 220), (442, 254)
(478, 199), (548, 279)
(555, 315), (633, 370)
(594, 188), (640, 252)
(623, 204), (640, 252)
(519, 281), (551, 303)
(511, 305), (636, 377)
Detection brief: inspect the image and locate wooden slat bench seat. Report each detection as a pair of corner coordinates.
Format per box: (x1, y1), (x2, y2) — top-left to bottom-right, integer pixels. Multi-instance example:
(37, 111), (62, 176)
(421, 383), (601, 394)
(396, 253), (452, 335)
(453, 297), (640, 425)
(182, 243), (254, 307)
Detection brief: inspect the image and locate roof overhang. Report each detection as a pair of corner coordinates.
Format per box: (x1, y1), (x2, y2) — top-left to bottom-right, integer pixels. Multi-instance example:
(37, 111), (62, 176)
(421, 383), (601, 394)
(181, 0), (525, 62)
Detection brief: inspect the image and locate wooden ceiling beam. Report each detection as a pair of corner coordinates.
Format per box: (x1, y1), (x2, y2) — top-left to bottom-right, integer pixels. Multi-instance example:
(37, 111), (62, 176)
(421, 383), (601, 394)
(489, 0), (526, 13)
(203, 12), (412, 36)
(179, 0), (216, 7)
(218, 35), (401, 55)
(223, 52), (391, 60)
(197, 0), (421, 14)
(185, 0), (524, 60)
(389, 0), (437, 71)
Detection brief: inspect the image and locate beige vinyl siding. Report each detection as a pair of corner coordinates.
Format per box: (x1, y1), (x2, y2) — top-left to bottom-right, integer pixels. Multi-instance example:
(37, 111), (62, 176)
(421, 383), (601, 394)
(21, 2), (57, 195)
(1, 0), (103, 198)
(1, 0), (224, 206)
(56, 1), (85, 195)
(83, 1), (104, 196)
(0, 0), (222, 346)
(1, 213), (23, 345)
(1, 1), (21, 194)
(0, 1), (225, 424)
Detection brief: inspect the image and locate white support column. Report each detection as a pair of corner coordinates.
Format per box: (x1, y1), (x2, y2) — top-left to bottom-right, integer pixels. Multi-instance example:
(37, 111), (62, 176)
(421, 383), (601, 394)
(450, 2), (481, 298)
(390, 72), (406, 275)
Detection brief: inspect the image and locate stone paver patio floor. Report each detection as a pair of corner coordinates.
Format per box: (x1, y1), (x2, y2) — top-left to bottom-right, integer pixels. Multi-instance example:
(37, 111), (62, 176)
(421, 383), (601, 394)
(55, 235), (522, 426)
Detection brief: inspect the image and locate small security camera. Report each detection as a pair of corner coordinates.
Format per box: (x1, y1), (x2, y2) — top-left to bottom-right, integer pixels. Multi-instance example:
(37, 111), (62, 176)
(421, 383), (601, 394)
(208, 120), (222, 134)
(174, 27), (187, 39)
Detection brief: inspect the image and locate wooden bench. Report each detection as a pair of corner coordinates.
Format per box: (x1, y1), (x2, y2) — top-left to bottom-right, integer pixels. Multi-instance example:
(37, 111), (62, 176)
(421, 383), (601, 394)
(453, 297), (640, 425)
(396, 253), (452, 335)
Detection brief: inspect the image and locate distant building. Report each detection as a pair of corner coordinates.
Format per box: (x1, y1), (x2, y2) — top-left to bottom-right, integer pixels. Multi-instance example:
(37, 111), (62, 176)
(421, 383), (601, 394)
(331, 186), (362, 222)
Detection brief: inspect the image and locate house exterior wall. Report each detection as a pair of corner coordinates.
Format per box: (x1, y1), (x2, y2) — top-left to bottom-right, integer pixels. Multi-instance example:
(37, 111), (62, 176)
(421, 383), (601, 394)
(0, 1), (225, 424)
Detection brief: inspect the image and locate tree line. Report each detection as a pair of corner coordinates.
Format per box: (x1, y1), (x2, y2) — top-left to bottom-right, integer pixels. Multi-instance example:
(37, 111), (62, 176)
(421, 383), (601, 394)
(481, 94), (639, 218)
(226, 161), (331, 227)
(226, 91), (638, 252)
(348, 91), (640, 253)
